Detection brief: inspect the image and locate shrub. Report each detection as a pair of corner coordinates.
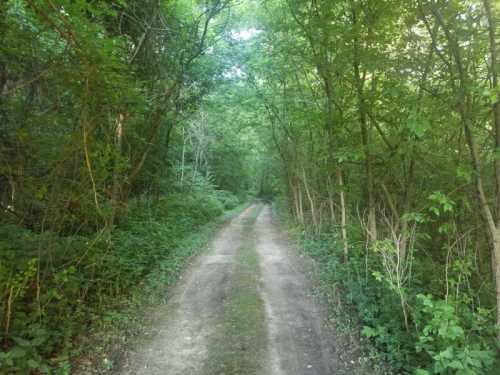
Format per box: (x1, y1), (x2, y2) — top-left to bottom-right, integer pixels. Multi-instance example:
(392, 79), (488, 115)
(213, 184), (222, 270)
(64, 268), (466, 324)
(0, 187), (240, 372)
(214, 190), (240, 210)
(414, 295), (495, 374)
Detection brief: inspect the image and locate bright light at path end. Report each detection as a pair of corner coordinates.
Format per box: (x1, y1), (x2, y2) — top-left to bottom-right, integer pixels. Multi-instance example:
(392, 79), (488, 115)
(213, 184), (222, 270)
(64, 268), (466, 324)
(231, 28), (262, 41)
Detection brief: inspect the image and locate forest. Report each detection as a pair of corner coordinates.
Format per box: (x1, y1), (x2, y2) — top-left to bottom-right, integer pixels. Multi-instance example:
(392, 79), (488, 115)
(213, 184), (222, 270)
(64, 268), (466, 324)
(0, 0), (499, 374)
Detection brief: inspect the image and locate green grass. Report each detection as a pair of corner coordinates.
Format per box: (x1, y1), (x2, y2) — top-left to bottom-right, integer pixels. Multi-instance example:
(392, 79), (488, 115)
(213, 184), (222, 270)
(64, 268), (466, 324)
(202, 204), (267, 375)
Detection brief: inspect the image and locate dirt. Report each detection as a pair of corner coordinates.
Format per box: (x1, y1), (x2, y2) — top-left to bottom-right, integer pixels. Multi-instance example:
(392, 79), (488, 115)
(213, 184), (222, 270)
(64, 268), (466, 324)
(117, 204), (339, 375)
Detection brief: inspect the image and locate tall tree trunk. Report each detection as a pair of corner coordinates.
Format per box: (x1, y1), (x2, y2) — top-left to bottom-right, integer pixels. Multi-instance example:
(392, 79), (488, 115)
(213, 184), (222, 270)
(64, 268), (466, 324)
(302, 167), (318, 232)
(463, 114), (500, 335)
(109, 113), (124, 228)
(180, 126), (186, 186)
(292, 182), (300, 220)
(428, 2), (500, 333)
(352, 4), (377, 243)
(483, 0), (500, 333)
(338, 167), (349, 261)
(297, 178), (304, 225)
(327, 176), (337, 224)
(483, 0), (500, 226)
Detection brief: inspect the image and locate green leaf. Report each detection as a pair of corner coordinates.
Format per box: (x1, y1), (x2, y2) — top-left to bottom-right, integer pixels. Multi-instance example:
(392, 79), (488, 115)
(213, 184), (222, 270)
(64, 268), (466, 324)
(456, 166), (472, 183)
(372, 271), (383, 282)
(448, 359), (464, 369)
(9, 346), (26, 358)
(27, 359), (40, 369)
(361, 326), (378, 338)
(12, 337), (31, 347)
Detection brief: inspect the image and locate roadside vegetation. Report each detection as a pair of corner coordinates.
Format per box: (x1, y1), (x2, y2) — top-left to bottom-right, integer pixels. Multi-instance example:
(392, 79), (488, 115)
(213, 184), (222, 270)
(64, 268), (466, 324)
(0, 1), (259, 372)
(252, 0), (500, 373)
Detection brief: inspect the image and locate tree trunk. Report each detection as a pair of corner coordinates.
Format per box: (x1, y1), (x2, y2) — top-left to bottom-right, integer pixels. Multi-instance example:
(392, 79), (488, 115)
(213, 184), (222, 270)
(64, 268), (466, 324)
(438, 2), (500, 334)
(352, 4), (377, 244)
(327, 176), (337, 224)
(302, 167), (318, 232)
(297, 180), (304, 225)
(338, 167), (349, 261)
(109, 113), (124, 228)
(483, 0), (500, 226)
(180, 126), (186, 186)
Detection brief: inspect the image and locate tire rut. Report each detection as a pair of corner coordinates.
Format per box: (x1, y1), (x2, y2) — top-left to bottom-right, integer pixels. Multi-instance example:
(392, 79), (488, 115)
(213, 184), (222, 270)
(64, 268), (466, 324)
(118, 205), (256, 374)
(118, 204), (339, 375)
(256, 206), (337, 375)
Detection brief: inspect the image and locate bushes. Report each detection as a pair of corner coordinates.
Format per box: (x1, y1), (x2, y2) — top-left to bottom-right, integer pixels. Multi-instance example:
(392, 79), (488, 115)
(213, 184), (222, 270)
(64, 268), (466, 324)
(0, 189), (241, 373)
(0, 223), (87, 372)
(414, 295), (495, 375)
(276, 202), (499, 375)
(215, 190), (241, 210)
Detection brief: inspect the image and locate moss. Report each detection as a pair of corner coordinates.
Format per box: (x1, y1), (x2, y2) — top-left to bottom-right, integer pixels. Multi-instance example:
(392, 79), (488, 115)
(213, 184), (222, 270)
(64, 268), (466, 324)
(202, 204), (267, 375)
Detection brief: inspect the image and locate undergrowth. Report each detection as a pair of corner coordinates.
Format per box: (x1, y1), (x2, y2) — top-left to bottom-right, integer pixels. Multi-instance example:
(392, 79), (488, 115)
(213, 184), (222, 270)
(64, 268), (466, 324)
(273, 202), (499, 375)
(0, 189), (245, 373)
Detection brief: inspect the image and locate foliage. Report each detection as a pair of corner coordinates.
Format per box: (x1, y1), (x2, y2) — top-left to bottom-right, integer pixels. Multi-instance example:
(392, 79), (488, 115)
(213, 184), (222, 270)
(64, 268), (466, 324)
(0, 185), (243, 372)
(0, 0), (259, 371)
(242, 0), (500, 373)
(414, 294), (495, 374)
(277, 200), (499, 374)
(2, 0), (500, 373)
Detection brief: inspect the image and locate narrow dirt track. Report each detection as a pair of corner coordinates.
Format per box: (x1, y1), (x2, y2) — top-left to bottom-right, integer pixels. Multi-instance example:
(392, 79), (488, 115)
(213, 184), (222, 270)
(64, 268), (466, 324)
(256, 206), (337, 374)
(119, 204), (337, 375)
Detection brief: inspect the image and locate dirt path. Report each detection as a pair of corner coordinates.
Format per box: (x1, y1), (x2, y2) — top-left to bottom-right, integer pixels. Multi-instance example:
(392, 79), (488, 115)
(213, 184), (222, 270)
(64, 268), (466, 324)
(256, 205), (337, 374)
(118, 204), (337, 375)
